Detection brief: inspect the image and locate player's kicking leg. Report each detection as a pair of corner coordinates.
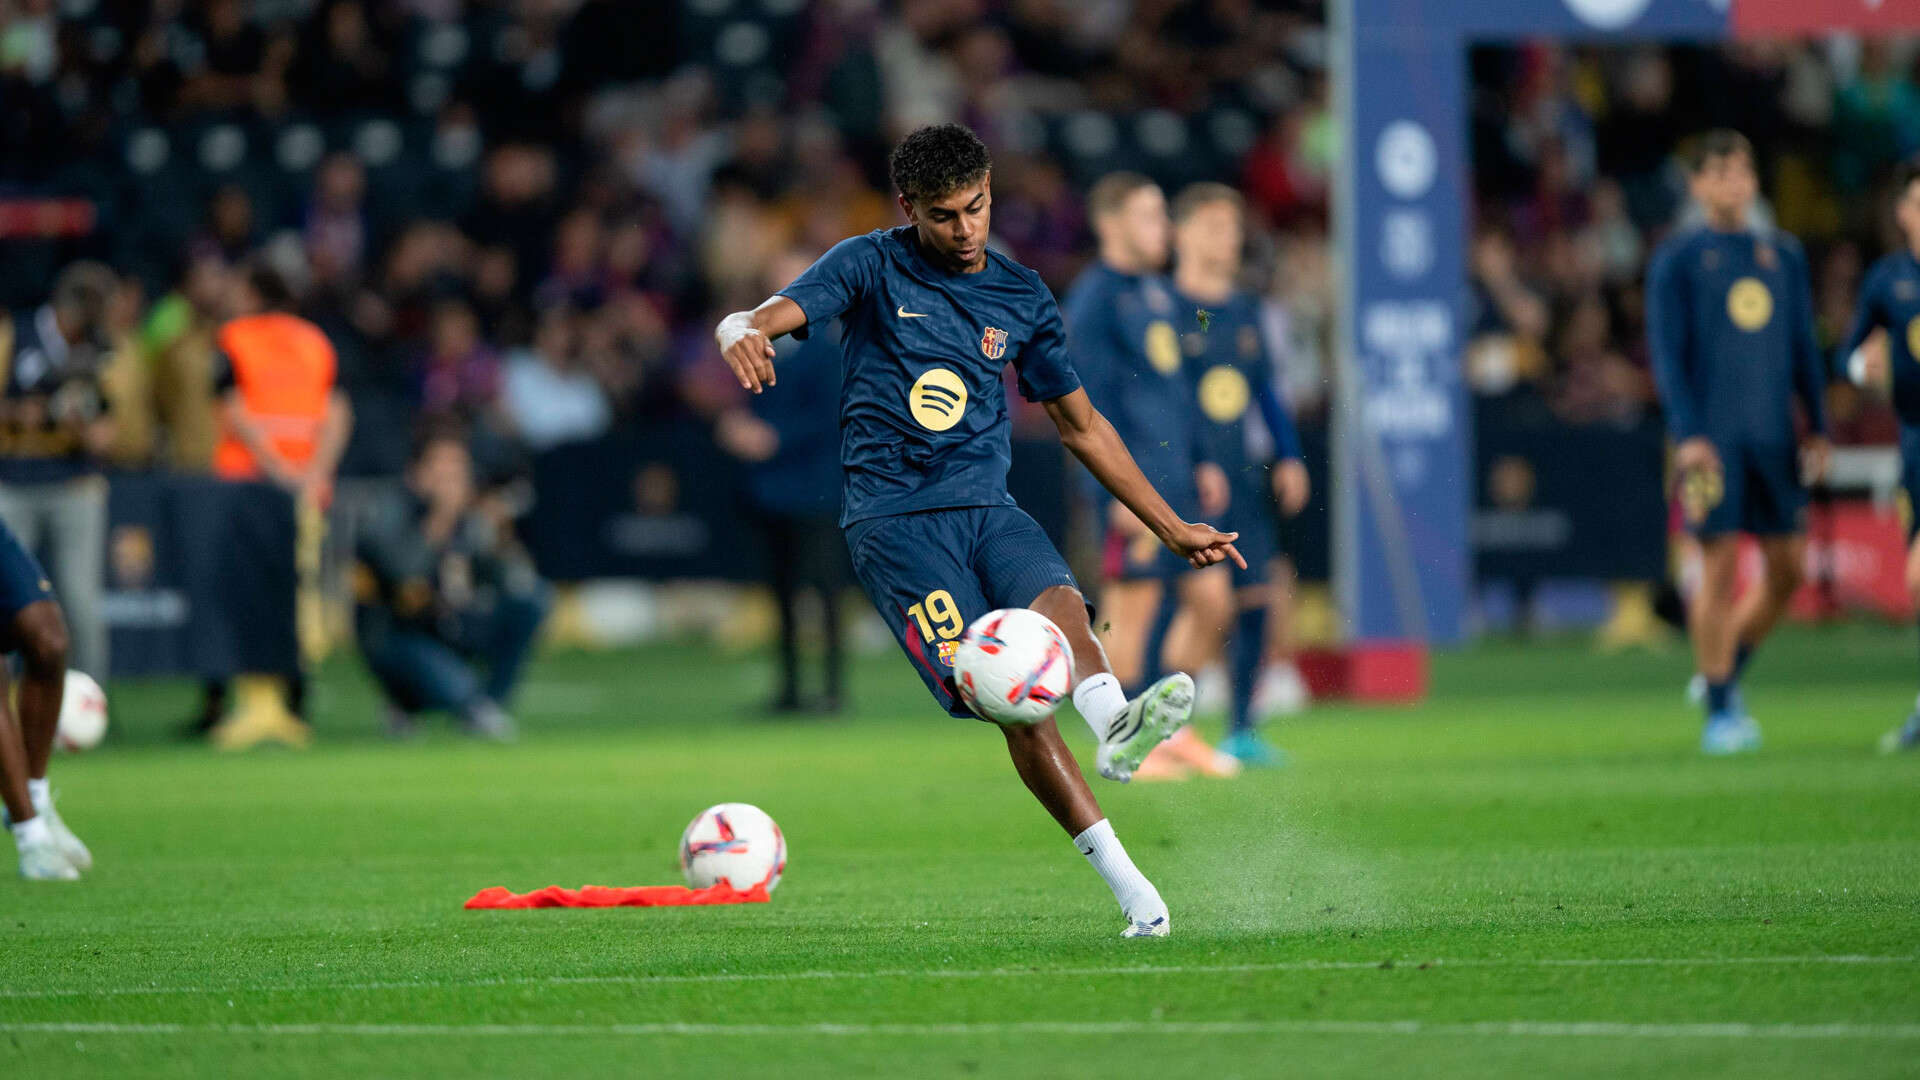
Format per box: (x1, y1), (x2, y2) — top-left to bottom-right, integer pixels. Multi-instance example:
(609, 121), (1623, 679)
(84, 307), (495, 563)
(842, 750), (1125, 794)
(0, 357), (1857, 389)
(848, 507), (1189, 935)
(11, 600), (90, 870)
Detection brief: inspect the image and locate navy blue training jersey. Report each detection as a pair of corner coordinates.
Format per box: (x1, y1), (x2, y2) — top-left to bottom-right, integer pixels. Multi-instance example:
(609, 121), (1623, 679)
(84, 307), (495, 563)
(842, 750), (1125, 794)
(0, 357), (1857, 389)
(1645, 226), (1828, 447)
(1841, 249), (1920, 425)
(776, 227), (1082, 528)
(1063, 264), (1203, 515)
(1175, 289), (1303, 483)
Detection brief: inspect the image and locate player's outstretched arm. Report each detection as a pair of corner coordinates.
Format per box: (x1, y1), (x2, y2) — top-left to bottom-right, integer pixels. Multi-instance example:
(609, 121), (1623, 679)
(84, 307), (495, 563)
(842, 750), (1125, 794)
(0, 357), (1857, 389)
(715, 296), (808, 394)
(1043, 388), (1245, 570)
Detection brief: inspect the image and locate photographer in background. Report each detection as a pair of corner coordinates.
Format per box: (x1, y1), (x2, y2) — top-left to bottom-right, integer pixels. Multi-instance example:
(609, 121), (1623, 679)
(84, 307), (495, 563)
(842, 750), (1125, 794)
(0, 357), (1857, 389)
(0, 261), (120, 681)
(353, 429), (548, 741)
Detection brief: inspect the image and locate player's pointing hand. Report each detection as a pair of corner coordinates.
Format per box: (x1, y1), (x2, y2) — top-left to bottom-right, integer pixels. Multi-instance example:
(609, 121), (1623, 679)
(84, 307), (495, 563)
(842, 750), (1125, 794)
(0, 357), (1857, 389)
(1166, 522), (1246, 571)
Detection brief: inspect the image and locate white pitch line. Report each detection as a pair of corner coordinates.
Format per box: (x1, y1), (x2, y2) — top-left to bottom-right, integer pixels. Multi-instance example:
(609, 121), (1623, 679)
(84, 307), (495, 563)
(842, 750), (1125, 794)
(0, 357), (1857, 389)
(0, 955), (1911, 1002)
(2, 1019), (1918, 1041)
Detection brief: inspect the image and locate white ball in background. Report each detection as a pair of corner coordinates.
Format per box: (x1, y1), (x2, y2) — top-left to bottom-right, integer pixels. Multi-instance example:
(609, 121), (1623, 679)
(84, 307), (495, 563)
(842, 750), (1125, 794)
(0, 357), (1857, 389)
(56, 670), (108, 753)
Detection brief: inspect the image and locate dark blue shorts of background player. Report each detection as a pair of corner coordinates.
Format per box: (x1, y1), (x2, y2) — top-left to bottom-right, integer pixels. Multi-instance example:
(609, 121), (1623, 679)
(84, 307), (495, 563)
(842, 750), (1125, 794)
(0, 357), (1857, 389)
(1686, 440), (1807, 539)
(846, 506), (1080, 720)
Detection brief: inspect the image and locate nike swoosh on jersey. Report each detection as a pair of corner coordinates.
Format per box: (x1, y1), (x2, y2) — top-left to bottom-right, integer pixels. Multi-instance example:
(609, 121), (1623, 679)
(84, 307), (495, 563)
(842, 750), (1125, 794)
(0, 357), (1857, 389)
(896, 306), (929, 318)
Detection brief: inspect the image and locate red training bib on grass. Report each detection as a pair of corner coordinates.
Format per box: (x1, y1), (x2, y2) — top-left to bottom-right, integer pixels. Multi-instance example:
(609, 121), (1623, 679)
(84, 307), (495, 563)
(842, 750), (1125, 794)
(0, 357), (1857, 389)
(464, 882), (770, 909)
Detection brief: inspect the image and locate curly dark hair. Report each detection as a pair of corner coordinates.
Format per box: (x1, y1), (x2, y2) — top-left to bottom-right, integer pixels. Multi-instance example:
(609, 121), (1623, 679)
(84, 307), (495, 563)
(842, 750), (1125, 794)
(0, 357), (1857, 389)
(888, 124), (992, 206)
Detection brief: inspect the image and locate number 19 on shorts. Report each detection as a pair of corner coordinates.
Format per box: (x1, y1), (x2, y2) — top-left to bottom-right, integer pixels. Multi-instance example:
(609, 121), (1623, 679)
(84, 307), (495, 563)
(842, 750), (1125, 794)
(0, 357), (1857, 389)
(907, 589), (963, 644)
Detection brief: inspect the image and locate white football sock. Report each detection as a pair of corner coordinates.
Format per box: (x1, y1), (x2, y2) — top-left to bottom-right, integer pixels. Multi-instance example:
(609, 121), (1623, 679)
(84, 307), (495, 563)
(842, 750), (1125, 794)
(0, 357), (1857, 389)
(1073, 673), (1127, 741)
(1073, 818), (1167, 925)
(12, 815), (49, 848)
(27, 778), (49, 814)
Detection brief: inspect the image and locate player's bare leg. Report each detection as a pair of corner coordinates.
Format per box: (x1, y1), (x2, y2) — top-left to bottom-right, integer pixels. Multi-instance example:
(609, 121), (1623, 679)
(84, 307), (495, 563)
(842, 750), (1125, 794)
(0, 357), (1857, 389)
(10, 600), (88, 869)
(1692, 536), (1755, 753)
(0, 664), (73, 881)
(1690, 537), (1741, 684)
(1153, 566), (1238, 775)
(1882, 539), (1920, 752)
(1096, 578), (1163, 689)
(1009, 584), (1179, 936)
(1730, 534), (1806, 668)
(1255, 556), (1310, 719)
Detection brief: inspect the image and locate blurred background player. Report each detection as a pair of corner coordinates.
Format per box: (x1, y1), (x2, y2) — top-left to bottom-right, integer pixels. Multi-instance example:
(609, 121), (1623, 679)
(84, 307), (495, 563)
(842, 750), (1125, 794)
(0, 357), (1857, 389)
(1169, 183), (1311, 768)
(0, 515), (92, 879)
(1645, 131), (1831, 756)
(353, 430), (548, 741)
(0, 261), (118, 682)
(714, 124), (1244, 936)
(1065, 173), (1237, 780)
(715, 249), (851, 715)
(196, 263), (354, 749)
(1838, 159), (1920, 752)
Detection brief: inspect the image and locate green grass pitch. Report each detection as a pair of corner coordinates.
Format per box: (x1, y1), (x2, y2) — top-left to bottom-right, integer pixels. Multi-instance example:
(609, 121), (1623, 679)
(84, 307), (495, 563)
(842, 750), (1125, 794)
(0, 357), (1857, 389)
(0, 623), (1916, 1077)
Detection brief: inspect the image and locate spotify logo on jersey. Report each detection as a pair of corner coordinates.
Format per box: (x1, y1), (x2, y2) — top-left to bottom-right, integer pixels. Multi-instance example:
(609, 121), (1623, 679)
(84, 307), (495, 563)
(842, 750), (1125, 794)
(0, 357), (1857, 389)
(909, 367), (968, 431)
(1907, 316), (1920, 363)
(1198, 365), (1251, 424)
(1727, 277), (1774, 332)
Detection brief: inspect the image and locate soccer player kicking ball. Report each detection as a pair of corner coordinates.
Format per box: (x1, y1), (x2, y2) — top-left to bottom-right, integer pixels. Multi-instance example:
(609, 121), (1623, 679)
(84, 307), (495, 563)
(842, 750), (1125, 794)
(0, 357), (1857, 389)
(715, 125), (1243, 937)
(1838, 159), (1920, 753)
(0, 519), (92, 879)
(1645, 130), (1831, 755)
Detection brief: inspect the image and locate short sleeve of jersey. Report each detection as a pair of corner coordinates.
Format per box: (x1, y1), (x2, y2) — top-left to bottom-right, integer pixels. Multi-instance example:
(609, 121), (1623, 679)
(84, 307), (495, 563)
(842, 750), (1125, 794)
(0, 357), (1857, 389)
(1012, 291), (1081, 403)
(776, 234), (879, 337)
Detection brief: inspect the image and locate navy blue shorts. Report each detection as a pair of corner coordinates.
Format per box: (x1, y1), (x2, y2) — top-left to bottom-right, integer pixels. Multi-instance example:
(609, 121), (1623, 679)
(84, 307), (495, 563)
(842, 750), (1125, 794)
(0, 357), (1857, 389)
(1688, 440), (1806, 539)
(0, 519), (52, 622)
(1901, 423), (1920, 544)
(1099, 494), (1198, 583)
(846, 506), (1081, 720)
(1225, 470), (1279, 589)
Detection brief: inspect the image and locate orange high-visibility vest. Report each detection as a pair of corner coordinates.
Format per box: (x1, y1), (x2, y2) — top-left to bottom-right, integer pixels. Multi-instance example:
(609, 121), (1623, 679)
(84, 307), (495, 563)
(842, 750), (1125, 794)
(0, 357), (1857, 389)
(212, 313), (336, 479)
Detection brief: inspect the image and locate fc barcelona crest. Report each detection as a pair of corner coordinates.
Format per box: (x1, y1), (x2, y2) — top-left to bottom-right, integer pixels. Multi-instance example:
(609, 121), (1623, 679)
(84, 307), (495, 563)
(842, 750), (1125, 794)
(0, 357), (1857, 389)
(980, 326), (1008, 360)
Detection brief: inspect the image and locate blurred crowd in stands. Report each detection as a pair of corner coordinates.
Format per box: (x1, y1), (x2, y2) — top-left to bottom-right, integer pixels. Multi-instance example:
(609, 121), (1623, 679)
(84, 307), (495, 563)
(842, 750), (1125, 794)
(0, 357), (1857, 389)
(1469, 39), (1920, 442)
(0, 0), (1335, 494)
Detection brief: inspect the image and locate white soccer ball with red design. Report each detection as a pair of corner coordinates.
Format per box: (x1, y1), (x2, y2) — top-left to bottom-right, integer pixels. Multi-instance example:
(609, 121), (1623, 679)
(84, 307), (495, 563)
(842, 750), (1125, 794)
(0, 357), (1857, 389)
(679, 802), (786, 893)
(953, 607), (1075, 725)
(56, 670), (107, 752)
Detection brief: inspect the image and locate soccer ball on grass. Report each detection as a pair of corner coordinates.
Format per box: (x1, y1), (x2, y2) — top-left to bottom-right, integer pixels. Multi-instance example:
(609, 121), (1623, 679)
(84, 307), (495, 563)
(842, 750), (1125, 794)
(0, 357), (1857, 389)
(679, 802), (785, 892)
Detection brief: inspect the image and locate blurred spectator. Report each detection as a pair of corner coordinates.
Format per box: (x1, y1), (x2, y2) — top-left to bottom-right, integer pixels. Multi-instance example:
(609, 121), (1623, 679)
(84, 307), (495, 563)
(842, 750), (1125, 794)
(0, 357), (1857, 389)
(0, 261), (118, 678)
(714, 251), (850, 714)
(305, 153), (372, 286)
(132, 255), (231, 471)
(501, 308), (609, 452)
(353, 430), (548, 740)
(416, 298), (501, 429)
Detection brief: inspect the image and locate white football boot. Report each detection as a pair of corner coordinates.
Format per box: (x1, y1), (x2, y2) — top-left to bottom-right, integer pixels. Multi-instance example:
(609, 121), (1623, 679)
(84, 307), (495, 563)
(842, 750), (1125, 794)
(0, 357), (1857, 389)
(36, 794), (91, 873)
(1096, 673), (1195, 783)
(1122, 914), (1171, 938)
(15, 821), (79, 882)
